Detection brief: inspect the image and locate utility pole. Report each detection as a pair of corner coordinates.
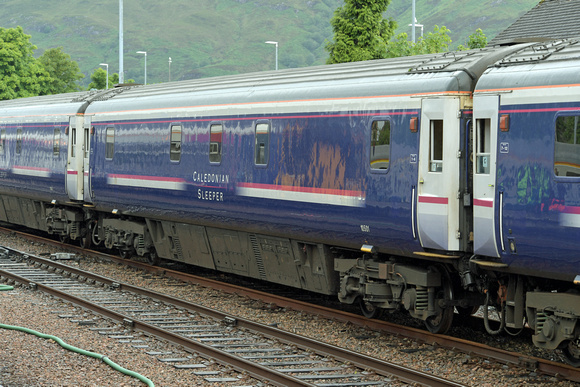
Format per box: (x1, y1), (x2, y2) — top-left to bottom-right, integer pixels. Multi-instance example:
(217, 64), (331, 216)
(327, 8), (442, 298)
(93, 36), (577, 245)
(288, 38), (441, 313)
(119, 0), (124, 83)
(412, 0), (416, 43)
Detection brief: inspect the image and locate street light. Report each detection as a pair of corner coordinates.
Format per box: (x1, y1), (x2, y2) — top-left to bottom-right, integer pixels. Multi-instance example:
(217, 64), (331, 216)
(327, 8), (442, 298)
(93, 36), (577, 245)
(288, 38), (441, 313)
(99, 63), (109, 89)
(408, 18), (424, 42)
(119, 0), (124, 83)
(409, 0), (424, 43)
(136, 51), (147, 85)
(265, 41), (278, 70)
(168, 57), (172, 82)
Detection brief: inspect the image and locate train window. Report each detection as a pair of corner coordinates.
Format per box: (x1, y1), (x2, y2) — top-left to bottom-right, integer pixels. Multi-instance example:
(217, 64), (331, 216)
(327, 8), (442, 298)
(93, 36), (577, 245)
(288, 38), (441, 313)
(53, 128), (61, 156)
(0, 129), (5, 155)
(170, 124), (182, 162)
(83, 127), (89, 158)
(255, 122), (270, 165)
(429, 120), (443, 172)
(105, 127), (115, 160)
(555, 115), (580, 177)
(370, 120), (390, 170)
(16, 128), (22, 155)
(209, 124), (222, 163)
(71, 127), (76, 157)
(476, 119), (491, 174)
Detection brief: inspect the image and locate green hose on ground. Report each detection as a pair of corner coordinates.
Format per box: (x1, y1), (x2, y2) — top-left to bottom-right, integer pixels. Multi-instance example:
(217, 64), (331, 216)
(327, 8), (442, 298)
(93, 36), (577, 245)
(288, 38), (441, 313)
(0, 285), (154, 387)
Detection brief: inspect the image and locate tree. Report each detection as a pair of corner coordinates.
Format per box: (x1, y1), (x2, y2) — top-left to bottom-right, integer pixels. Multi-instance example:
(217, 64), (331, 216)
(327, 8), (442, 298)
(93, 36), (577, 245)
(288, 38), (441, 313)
(88, 68), (113, 90)
(87, 68), (134, 90)
(0, 26), (49, 100)
(414, 25), (452, 54)
(38, 47), (84, 94)
(386, 25), (453, 58)
(458, 29), (487, 50)
(385, 33), (415, 58)
(325, 0), (397, 64)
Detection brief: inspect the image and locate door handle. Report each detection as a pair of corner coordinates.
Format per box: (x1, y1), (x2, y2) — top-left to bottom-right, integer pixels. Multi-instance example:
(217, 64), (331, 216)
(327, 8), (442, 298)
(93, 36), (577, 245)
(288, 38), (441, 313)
(411, 186), (417, 240)
(499, 191), (505, 252)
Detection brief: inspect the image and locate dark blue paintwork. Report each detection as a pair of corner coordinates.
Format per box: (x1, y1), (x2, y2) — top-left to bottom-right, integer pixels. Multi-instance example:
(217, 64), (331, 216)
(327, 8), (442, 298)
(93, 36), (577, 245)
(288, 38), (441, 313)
(2, 42), (577, 285)
(0, 122), (69, 202)
(88, 108), (423, 256)
(494, 100), (580, 281)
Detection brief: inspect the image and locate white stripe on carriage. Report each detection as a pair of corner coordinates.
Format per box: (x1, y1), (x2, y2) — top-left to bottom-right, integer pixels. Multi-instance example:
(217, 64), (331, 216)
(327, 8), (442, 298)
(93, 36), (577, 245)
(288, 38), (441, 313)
(107, 176), (186, 191)
(12, 167), (51, 178)
(236, 186), (365, 208)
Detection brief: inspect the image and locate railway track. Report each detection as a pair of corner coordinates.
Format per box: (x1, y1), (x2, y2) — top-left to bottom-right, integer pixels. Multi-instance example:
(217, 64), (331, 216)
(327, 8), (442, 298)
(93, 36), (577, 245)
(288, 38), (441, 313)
(2, 227), (580, 385)
(0, 246), (461, 387)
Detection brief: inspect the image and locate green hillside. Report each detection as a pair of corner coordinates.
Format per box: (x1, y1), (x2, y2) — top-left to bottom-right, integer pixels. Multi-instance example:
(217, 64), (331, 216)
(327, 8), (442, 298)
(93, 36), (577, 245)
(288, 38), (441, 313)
(0, 0), (539, 87)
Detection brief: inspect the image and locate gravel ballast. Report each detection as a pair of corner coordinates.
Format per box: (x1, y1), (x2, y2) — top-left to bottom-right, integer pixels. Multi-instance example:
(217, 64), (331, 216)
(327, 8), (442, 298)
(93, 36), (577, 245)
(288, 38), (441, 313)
(0, 234), (577, 386)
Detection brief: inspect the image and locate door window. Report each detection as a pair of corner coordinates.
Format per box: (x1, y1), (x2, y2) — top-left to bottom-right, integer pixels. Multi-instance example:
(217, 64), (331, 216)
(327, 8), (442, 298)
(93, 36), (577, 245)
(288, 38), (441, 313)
(429, 120), (443, 172)
(475, 118), (491, 174)
(83, 128), (90, 158)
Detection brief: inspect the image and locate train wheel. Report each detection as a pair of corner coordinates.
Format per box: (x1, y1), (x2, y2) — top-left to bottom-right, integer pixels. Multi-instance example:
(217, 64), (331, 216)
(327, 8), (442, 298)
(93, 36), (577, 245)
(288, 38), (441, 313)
(79, 235), (91, 249)
(146, 247), (160, 266)
(424, 266), (454, 334)
(561, 339), (580, 367)
(119, 249), (133, 260)
(358, 297), (381, 319)
(59, 234), (69, 244)
(80, 222), (94, 249)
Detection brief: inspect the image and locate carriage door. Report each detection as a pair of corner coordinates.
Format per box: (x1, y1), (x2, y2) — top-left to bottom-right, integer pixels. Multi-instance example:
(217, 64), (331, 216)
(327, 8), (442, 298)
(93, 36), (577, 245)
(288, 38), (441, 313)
(416, 98), (461, 251)
(66, 115), (84, 201)
(472, 95), (500, 257)
(83, 117), (93, 203)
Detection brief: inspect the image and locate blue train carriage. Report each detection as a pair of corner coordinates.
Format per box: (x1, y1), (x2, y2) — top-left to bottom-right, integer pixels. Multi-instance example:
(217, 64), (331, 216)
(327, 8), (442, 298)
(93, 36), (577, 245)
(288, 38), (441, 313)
(473, 39), (580, 364)
(81, 46), (520, 332)
(329, 45), (527, 330)
(0, 90), (105, 238)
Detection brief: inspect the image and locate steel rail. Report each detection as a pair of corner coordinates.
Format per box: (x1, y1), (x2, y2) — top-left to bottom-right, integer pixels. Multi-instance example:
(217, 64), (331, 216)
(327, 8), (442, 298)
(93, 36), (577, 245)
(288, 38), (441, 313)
(4, 228), (580, 383)
(0, 266), (314, 387)
(0, 250), (462, 387)
(92, 250), (580, 383)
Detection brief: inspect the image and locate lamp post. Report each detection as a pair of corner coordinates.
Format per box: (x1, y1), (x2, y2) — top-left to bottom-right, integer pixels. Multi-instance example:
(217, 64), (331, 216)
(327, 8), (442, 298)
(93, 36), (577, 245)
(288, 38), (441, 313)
(168, 57), (172, 82)
(412, 0), (416, 43)
(136, 51), (147, 85)
(265, 41), (278, 70)
(99, 63), (109, 89)
(119, 0), (124, 83)
(409, 0), (424, 43)
(408, 18), (424, 42)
